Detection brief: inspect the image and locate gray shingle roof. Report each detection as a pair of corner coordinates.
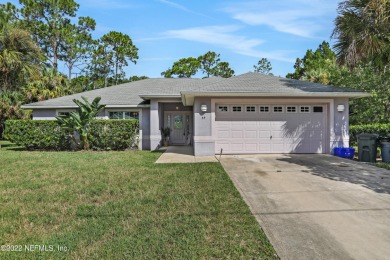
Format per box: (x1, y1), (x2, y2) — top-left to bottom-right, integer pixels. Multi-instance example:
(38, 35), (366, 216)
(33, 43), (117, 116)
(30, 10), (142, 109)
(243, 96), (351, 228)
(194, 72), (362, 93)
(22, 72), (367, 108)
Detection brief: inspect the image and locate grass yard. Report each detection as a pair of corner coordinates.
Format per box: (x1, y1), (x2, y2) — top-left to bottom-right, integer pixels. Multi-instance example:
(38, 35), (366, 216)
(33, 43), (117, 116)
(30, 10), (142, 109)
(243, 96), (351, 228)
(0, 141), (276, 259)
(372, 162), (390, 170)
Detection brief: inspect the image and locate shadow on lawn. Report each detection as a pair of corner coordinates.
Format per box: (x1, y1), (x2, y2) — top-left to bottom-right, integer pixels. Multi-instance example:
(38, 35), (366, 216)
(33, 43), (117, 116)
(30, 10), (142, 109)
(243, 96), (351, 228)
(277, 155), (390, 194)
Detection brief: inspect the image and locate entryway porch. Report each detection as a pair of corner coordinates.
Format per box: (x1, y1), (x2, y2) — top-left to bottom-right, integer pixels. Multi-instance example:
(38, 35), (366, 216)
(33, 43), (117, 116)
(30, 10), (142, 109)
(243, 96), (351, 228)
(155, 146), (218, 163)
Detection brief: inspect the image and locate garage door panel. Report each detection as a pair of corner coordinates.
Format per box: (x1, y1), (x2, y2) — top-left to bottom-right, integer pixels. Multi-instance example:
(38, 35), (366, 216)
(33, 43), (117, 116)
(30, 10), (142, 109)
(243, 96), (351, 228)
(245, 143), (258, 152)
(271, 130), (284, 138)
(259, 121), (271, 127)
(216, 129), (230, 139)
(231, 130), (243, 138)
(259, 130), (271, 138)
(215, 104), (326, 154)
(230, 121), (243, 126)
(259, 143), (271, 152)
(231, 143), (244, 152)
(245, 130), (257, 138)
(271, 142), (285, 153)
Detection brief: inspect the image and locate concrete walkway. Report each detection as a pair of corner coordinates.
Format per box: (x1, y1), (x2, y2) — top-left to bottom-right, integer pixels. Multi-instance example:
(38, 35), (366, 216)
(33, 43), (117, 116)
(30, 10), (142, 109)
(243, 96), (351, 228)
(221, 154), (390, 260)
(155, 146), (219, 163)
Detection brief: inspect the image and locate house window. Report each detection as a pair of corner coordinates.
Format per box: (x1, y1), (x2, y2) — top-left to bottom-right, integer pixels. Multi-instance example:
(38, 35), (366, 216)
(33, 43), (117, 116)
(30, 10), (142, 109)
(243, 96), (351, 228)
(259, 106), (269, 112)
(165, 114), (171, 129)
(313, 106), (323, 113)
(232, 106), (242, 112)
(286, 106), (297, 113)
(246, 106), (256, 112)
(174, 115), (183, 129)
(109, 111), (139, 120)
(218, 106), (228, 112)
(57, 112), (71, 117)
(300, 106), (310, 113)
(273, 106), (283, 113)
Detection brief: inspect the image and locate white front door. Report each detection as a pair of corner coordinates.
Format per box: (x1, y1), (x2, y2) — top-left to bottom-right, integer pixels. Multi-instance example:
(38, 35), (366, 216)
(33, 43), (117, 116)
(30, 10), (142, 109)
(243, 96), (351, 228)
(165, 111), (192, 145)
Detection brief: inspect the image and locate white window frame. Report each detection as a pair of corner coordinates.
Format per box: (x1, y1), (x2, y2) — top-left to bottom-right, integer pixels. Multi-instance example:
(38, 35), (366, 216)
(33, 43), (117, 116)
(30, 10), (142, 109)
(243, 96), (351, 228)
(259, 106), (270, 113)
(232, 106), (242, 112)
(218, 106), (229, 112)
(286, 106), (297, 113)
(299, 106), (311, 113)
(272, 106), (284, 113)
(246, 106), (256, 112)
(106, 109), (142, 121)
(56, 109), (75, 116)
(108, 111), (140, 120)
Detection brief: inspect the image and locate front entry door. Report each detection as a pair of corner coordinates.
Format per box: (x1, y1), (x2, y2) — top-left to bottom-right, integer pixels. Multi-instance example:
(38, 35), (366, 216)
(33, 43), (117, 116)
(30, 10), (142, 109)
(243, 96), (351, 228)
(164, 111), (191, 145)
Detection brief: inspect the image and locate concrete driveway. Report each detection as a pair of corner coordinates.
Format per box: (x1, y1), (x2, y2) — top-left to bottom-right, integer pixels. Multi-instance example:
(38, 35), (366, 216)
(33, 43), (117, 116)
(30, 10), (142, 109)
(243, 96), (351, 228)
(221, 154), (390, 260)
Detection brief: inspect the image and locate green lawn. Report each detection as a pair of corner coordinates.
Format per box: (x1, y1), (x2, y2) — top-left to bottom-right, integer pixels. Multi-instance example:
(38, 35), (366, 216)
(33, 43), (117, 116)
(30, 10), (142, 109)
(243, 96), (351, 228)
(372, 162), (390, 170)
(0, 141), (276, 259)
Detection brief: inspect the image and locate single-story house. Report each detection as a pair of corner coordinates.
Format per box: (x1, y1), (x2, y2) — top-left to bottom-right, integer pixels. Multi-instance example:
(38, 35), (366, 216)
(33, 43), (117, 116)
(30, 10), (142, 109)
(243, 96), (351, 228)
(21, 72), (369, 156)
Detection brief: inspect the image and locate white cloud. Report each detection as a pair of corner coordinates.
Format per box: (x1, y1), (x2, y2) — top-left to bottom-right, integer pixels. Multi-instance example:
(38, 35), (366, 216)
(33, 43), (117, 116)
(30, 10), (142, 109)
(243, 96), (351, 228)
(157, 0), (212, 19)
(162, 26), (294, 62)
(223, 0), (339, 38)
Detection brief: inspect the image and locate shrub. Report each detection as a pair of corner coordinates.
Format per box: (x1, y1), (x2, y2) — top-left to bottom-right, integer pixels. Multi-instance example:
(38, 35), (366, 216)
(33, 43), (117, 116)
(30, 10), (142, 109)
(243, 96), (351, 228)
(350, 124), (390, 146)
(4, 120), (71, 150)
(4, 119), (139, 151)
(88, 120), (139, 150)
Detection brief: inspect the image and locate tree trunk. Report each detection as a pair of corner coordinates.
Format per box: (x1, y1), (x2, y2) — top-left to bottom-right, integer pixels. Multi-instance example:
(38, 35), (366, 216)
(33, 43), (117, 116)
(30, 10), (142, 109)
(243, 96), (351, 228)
(68, 63), (73, 80)
(115, 62), (118, 85)
(53, 41), (58, 69)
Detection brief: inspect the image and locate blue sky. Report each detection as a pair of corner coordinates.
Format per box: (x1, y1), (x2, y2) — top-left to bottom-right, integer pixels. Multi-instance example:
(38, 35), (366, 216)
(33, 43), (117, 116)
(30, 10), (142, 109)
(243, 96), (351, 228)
(12, 0), (341, 78)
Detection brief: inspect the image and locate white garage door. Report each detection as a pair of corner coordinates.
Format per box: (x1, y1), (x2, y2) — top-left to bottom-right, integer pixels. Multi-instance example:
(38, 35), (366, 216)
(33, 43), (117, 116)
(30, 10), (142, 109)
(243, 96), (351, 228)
(215, 104), (326, 154)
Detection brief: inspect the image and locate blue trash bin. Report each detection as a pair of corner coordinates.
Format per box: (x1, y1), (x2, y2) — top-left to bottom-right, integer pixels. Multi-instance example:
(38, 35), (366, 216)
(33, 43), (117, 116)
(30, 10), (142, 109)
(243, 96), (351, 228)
(333, 147), (355, 159)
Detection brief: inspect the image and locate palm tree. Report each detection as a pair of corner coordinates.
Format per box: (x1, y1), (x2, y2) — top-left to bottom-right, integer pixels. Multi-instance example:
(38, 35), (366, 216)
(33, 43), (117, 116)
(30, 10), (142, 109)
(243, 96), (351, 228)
(0, 25), (43, 91)
(0, 90), (30, 138)
(23, 68), (73, 103)
(56, 96), (106, 150)
(332, 0), (390, 68)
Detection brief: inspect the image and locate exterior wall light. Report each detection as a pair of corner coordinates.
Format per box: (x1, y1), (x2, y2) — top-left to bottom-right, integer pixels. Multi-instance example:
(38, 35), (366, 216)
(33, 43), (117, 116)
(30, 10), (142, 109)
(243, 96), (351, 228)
(337, 104), (345, 112)
(201, 104), (207, 112)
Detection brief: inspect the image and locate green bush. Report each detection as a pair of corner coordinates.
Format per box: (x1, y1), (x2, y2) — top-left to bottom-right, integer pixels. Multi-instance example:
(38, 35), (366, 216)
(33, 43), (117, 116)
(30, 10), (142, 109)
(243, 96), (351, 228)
(4, 119), (139, 151)
(4, 120), (71, 150)
(88, 120), (139, 150)
(350, 124), (390, 146)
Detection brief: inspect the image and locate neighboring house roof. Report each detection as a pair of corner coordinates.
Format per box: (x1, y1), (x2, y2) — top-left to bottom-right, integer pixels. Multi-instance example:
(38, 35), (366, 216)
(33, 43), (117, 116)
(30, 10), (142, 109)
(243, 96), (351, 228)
(21, 72), (370, 109)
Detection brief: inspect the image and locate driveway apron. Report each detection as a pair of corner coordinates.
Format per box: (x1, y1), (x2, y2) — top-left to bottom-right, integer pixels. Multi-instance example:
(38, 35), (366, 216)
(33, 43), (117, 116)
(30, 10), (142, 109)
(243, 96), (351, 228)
(221, 154), (390, 260)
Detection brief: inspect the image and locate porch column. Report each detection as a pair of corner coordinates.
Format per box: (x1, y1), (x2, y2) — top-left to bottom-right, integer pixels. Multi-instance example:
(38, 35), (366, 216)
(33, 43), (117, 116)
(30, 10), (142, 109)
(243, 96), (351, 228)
(150, 99), (161, 150)
(193, 97), (215, 156)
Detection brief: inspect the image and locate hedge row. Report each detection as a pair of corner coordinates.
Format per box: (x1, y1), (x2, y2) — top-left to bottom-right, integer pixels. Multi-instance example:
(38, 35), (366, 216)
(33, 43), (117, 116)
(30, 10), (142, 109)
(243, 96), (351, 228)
(88, 120), (139, 150)
(350, 124), (390, 146)
(4, 120), (71, 150)
(4, 119), (139, 151)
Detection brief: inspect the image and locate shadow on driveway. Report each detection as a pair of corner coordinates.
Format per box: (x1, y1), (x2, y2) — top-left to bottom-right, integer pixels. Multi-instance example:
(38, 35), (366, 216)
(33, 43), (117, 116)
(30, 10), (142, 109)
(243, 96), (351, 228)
(277, 155), (390, 194)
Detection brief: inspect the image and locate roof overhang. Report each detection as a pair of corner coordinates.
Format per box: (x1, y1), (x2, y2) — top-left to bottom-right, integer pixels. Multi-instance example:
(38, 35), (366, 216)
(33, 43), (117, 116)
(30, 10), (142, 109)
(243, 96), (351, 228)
(181, 91), (371, 106)
(21, 104), (151, 109)
(139, 94), (181, 100)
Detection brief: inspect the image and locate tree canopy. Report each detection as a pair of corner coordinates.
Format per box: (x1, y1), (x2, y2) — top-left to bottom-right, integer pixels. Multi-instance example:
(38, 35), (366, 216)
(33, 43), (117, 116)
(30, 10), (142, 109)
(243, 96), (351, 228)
(286, 41), (337, 85)
(332, 0), (390, 68)
(254, 58), (272, 75)
(162, 51), (235, 78)
(89, 31), (138, 87)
